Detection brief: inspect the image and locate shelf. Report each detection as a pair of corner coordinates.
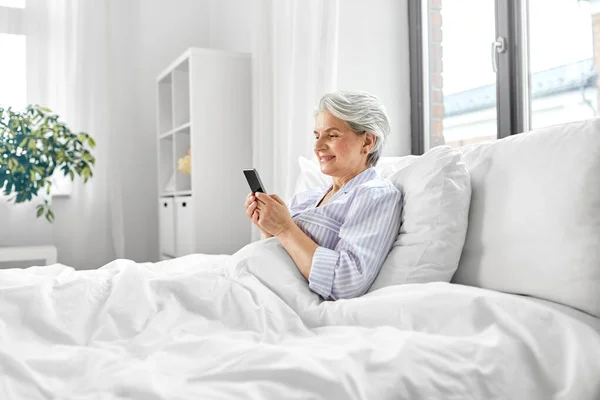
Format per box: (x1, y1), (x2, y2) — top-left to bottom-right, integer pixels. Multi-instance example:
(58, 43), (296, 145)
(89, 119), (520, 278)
(158, 77), (173, 134)
(156, 47), (252, 257)
(159, 122), (191, 139)
(156, 48), (250, 84)
(159, 136), (174, 194)
(174, 127), (192, 192)
(160, 190), (192, 197)
(172, 60), (190, 127)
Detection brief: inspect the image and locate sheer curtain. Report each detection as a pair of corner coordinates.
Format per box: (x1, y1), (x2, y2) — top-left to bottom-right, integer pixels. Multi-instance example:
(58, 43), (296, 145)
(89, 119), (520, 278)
(17, 0), (126, 269)
(251, 0), (339, 240)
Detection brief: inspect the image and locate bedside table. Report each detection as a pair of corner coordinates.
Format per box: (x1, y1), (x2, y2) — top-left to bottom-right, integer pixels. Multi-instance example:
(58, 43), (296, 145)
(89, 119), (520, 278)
(0, 246), (58, 267)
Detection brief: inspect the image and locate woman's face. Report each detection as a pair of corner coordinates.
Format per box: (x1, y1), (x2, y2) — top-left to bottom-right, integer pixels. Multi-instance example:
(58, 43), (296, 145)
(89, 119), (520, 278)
(313, 112), (374, 178)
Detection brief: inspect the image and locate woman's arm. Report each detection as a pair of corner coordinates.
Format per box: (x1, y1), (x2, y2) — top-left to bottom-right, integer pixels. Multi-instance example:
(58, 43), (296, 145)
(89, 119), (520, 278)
(253, 192), (317, 280)
(309, 187), (402, 300)
(254, 188), (403, 300)
(274, 223), (318, 280)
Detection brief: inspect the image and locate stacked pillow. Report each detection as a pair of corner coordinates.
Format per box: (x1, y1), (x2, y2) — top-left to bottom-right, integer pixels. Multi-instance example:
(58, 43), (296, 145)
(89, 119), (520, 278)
(452, 118), (600, 318)
(295, 118), (600, 319)
(294, 145), (472, 292)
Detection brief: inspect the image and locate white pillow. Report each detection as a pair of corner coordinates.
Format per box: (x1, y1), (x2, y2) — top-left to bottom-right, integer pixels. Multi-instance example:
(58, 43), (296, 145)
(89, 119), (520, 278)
(294, 148), (472, 291)
(452, 118), (600, 318)
(294, 156), (331, 194)
(369, 146), (472, 291)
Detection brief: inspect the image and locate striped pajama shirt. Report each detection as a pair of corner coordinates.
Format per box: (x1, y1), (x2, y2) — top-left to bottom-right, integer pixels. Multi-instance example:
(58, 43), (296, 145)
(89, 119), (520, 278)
(288, 167), (403, 300)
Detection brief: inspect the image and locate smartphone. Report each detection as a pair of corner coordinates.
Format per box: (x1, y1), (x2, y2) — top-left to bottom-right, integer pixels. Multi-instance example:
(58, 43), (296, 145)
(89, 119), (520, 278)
(243, 168), (267, 193)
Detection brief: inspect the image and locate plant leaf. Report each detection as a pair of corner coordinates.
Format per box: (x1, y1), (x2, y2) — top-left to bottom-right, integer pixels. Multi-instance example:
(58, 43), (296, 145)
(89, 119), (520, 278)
(45, 209), (54, 223)
(1, 104), (96, 221)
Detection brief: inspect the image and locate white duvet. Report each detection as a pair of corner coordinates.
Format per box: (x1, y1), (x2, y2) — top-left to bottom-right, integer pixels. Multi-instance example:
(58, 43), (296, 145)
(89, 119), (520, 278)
(1, 239), (600, 400)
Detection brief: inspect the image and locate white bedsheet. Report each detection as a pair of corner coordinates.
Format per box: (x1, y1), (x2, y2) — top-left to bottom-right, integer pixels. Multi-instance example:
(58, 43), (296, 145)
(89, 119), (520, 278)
(1, 238), (599, 400)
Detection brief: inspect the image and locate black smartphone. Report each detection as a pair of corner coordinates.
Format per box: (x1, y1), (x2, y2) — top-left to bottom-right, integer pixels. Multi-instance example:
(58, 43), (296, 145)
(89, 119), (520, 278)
(243, 168), (267, 193)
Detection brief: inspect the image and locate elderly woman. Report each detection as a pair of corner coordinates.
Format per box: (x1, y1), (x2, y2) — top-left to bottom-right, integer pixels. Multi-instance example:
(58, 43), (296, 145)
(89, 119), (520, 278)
(244, 91), (403, 300)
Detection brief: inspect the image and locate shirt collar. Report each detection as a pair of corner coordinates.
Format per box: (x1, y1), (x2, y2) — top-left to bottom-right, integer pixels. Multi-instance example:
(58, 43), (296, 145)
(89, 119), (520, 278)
(312, 167), (378, 209)
(333, 167), (377, 194)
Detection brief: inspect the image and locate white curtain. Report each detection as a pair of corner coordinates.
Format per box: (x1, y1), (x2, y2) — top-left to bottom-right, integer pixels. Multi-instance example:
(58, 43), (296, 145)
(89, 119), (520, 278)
(251, 0), (339, 240)
(15, 0), (126, 269)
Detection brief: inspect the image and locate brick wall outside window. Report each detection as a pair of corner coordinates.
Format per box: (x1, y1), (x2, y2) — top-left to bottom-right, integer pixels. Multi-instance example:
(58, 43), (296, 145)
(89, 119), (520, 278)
(592, 12), (600, 113)
(429, 0), (445, 147)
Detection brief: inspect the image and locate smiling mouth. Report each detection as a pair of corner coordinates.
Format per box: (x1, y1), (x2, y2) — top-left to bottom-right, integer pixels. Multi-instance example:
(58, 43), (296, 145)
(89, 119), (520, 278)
(320, 156), (335, 163)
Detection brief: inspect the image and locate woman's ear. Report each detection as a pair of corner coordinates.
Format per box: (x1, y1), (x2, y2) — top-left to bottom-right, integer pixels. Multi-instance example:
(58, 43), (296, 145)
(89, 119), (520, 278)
(363, 132), (376, 153)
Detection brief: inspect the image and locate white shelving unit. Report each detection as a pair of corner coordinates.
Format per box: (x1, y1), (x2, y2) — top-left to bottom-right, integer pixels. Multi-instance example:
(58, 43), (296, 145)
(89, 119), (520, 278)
(157, 48), (252, 260)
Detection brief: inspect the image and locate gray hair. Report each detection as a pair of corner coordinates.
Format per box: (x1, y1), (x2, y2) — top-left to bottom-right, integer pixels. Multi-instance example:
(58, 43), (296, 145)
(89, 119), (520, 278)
(316, 91), (390, 166)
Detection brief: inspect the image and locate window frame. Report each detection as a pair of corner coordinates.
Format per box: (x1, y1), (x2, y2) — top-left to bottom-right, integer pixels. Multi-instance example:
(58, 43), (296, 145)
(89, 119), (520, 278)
(409, 0), (529, 155)
(409, 0), (425, 155)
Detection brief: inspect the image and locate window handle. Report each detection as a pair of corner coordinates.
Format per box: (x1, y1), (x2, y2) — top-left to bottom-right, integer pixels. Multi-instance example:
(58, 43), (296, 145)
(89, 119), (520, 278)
(491, 36), (507, 73)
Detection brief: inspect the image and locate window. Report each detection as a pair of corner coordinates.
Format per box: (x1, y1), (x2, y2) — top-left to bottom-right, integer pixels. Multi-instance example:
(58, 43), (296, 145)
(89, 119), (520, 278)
(1, 1), (71, 197)
(0, 33), (26, 109)
(0, 0), (26, 110)
(526, 0), (596, 130)
(0, 0), (25, 8)
(410, 0), (598, 153)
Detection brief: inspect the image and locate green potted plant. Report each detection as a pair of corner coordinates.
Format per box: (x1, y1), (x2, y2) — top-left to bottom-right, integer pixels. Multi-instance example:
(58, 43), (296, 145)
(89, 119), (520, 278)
(0, 105), (96, 222)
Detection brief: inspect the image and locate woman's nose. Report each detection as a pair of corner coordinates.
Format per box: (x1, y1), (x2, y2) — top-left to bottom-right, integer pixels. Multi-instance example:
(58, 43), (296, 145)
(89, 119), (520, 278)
(314, 136), (327, 151)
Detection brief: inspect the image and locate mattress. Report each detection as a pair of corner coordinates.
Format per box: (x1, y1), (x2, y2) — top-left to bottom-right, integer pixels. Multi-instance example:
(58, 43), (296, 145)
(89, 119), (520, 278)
(521, 296), (600, 332)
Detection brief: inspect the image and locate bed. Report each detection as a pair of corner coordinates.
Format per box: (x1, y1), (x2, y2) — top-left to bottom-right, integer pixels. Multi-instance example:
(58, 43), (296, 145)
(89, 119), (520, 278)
(4, 115), (600, 399)
(1, 238), (599, 399)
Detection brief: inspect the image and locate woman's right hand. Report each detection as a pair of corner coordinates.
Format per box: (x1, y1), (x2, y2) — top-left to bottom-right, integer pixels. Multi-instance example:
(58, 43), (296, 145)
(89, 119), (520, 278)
(245, 192), (273, 238)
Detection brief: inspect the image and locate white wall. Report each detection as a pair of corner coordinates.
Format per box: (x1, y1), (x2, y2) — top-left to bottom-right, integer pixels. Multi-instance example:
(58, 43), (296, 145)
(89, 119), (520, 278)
(106, 0), (140, 265)
(337, 0), (411, 156)
(109, 0), (211, 264)
(208, 0), (252, 53)
(208, 0), (412, 156)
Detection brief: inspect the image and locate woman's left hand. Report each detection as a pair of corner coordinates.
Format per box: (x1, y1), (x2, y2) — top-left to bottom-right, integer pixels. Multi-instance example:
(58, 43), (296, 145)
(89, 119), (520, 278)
(254, 193), (293, 237)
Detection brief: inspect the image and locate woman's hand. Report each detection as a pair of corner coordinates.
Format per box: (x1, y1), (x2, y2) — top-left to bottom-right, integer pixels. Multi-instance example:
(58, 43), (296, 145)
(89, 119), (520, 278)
(245, 192), (273, 238)
(247, 192), (317, 281)
(254, 192), (294, 237)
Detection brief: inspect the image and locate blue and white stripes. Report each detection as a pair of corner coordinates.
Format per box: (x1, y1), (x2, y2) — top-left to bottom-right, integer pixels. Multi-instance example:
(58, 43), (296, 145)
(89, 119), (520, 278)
(288, 168), (403, 300)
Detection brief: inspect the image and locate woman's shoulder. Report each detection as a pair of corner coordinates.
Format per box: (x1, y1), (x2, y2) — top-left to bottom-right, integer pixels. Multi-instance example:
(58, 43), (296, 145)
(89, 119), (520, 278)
(354, 172), (401, 198)
(346, 175), (402, 216)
